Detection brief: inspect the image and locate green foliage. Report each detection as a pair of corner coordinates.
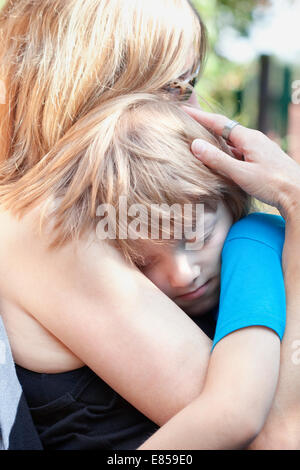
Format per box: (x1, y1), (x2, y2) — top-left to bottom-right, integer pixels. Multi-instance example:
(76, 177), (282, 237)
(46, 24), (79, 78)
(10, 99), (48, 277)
(193, 0), (259, 36)
(192, 0), (260, 125)
(192, 0), (294, 142)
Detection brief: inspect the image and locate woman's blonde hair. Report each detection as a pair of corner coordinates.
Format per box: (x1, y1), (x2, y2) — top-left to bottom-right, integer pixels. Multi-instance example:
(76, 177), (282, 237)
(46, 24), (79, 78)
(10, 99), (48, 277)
(0, 0), (205, 170)
(0, 91), (250, 260)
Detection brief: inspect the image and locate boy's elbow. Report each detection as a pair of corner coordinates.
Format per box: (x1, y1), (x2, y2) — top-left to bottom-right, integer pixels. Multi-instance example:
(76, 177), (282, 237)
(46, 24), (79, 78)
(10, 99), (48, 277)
(239, 412), (266, 447)
(222, 403), (267, 448)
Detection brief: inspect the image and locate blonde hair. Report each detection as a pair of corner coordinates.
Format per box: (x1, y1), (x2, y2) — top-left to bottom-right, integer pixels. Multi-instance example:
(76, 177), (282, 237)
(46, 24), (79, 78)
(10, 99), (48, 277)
(0, 92), (250, 260)
(0, 0), (205, 170)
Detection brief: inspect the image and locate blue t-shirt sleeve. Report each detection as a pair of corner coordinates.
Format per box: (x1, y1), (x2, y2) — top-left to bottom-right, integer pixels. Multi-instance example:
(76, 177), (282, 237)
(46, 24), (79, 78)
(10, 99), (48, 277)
(212, 213), (286, 350)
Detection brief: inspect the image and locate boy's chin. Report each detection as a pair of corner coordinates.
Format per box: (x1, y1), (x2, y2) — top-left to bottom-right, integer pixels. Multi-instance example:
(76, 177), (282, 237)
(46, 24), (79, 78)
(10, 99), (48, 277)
(183, 296), (219, 317)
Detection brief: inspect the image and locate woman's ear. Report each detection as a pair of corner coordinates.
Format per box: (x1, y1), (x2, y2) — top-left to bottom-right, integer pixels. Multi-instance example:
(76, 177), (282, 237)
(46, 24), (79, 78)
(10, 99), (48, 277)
(186, 90), (202, 108)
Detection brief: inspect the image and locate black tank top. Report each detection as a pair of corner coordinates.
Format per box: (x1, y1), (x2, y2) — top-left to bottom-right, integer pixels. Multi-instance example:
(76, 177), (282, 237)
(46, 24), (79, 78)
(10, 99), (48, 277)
(15, 311), (215, 450)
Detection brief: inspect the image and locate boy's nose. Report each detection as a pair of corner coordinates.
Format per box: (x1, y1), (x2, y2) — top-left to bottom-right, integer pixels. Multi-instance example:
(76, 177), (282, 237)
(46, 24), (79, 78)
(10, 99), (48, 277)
(168, 254), (200, 289)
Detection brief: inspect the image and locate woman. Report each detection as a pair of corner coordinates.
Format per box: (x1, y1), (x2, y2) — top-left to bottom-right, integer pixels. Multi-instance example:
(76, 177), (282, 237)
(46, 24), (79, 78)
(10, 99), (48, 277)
(0, 0), (222, 450)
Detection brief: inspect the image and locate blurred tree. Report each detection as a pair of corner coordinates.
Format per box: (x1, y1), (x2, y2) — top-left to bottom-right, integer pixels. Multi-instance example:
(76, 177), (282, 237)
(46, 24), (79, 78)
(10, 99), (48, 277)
(192, 0), (295, 132)
(192, 0), (262, 122)
(195, 0), (262, 35)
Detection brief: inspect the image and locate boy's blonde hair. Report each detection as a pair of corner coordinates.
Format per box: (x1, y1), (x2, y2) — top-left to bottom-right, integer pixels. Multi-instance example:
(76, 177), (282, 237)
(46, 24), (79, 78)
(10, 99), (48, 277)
(0, 92), (250, 261)
(0, 0), (205, 168)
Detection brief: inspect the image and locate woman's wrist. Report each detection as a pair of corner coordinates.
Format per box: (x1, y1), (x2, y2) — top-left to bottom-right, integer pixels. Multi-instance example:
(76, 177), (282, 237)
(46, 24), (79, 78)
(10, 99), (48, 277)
(278, 181), (300, 223)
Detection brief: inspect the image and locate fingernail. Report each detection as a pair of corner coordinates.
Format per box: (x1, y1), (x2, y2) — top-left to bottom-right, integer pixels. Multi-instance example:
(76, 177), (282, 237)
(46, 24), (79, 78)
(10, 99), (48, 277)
(192, 139), (207, 155)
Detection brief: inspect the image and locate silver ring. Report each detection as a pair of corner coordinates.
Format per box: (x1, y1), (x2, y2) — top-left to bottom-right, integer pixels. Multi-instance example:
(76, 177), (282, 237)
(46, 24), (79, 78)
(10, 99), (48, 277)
(222, 120), (240, 141)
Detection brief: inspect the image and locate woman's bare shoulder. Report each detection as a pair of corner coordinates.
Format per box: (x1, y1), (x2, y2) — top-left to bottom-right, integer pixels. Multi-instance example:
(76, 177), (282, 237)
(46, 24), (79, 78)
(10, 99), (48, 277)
(0, 206), (87, 372)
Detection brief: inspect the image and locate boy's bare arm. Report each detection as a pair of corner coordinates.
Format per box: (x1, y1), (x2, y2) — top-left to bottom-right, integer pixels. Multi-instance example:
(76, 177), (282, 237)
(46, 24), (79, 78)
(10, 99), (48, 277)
(139, 327), (280, 450)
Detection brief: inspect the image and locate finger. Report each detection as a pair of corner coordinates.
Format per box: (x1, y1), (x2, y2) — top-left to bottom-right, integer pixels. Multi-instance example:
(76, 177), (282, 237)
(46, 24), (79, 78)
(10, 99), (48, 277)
(228, 145), (244, 161)
(183, 106), (252, 148)
(191, 139), (246, 181)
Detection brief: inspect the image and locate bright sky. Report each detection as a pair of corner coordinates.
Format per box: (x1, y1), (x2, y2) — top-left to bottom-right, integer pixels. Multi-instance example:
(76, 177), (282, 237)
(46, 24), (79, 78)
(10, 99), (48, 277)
(217, 0), (300, 64)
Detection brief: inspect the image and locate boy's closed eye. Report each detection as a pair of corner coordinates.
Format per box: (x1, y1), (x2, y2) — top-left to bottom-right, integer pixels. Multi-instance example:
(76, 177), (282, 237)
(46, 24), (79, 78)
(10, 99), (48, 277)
(136, 255), (158, 271)
(183, 225), (215, 248)
(137, 227), (215, 270)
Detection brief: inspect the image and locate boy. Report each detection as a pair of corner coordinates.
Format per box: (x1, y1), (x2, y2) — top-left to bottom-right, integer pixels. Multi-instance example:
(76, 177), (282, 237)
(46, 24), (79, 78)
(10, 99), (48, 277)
(94, 93), (285, 449)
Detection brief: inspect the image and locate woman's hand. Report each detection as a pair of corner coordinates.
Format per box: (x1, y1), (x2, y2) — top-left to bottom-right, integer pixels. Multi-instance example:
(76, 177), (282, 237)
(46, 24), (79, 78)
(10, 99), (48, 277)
(184, 107), (300, 221)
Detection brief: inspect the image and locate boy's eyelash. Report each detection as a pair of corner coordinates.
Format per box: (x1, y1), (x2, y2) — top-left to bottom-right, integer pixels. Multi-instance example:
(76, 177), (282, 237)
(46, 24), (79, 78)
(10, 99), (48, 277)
(136, 261), (149, 269)
(136, 257), (157, 270)
(183, 231), (213, 245)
